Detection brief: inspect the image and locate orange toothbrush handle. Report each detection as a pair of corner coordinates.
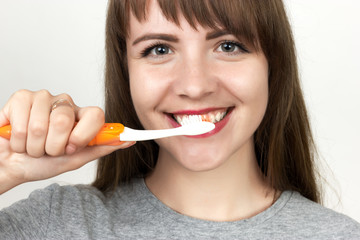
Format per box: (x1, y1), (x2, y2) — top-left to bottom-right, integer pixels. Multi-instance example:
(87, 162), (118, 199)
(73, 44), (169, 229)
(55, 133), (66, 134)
(88, 123), (125, 146)
(0, 125), (11, 140)
(0, 123), (125, 146)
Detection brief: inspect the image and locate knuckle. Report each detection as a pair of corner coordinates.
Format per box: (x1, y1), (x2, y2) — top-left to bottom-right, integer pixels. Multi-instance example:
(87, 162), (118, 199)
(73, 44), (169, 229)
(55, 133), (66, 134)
(28, 121), (48, 137)
(27, 149), (45, 158)
(56, 93), (73, 103)
(12, 89), (31, 101)
(90, 107), (105, 123)
(11, 127), (27, 139)
(37, 89), (52, 98)
(52, 114), (74, 130)
(14, 89), (31, 96)
(69, 133), (87, 146)
(10, 144), (26, 154)
(46, 151), (62, 157)
(45, 145), (64, 157)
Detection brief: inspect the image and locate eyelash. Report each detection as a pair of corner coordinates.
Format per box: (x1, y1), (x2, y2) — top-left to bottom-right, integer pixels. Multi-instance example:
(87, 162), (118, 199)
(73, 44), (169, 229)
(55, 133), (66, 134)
(217, 40), (250, 54)
(140, 41), (168, 57)
(140, 40), (250, 58)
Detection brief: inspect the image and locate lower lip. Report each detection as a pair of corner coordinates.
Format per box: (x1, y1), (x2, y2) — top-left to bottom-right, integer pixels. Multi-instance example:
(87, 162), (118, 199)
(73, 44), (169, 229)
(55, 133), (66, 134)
(167, 109), (233, 138)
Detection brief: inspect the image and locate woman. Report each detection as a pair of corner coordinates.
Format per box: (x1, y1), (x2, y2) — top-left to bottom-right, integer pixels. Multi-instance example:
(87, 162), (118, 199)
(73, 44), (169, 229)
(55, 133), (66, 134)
(0, 0), (359, 239)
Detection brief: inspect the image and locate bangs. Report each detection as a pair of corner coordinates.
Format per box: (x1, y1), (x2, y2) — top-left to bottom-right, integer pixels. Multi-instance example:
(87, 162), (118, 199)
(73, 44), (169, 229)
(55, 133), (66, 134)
(126, 0), (259, 50)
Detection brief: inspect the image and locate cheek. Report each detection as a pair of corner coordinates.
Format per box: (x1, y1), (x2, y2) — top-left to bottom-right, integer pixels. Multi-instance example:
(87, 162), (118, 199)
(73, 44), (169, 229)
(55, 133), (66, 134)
(129, 72), (153, 110)
(128, 60), (173, 127)
(128, 61), (152, 123)
(225, 58), (269, 106)
(129, 58), (177, 104)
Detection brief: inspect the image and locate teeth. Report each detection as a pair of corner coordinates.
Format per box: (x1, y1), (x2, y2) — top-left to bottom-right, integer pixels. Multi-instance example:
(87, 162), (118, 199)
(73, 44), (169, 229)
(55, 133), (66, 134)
(173, 110), (228, 126)
(175, 115), (182, 124)
(209, 114), (215, 123)
(215, 112), (221, 122)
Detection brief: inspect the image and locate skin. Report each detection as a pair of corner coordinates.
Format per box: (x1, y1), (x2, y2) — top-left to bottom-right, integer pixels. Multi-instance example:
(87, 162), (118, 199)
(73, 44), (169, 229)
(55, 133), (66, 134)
(0, 90), (134, 194)
(0, 0), (276, 222)
(127, 1), (275, 221)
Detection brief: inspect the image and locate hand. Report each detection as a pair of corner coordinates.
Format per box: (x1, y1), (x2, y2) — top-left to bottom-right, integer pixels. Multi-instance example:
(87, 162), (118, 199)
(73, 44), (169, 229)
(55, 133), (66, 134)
(0, 89), (135, 194)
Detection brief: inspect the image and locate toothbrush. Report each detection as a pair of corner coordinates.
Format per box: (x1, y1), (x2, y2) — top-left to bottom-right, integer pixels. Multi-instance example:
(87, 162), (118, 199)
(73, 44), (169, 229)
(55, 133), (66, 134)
(0, 122), (215, 146)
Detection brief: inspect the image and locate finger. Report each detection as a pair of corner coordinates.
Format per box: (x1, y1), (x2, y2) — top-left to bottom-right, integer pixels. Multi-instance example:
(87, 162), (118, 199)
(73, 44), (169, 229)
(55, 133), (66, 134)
(22, 141), (135, 183)
(60, 142), (136, 173)
(8, 90), (32, 153)
(65, 106), (105, 155)
(45, 98), (76, 156)
(26, 90), (52, 157)
(0, 105), (10, 127)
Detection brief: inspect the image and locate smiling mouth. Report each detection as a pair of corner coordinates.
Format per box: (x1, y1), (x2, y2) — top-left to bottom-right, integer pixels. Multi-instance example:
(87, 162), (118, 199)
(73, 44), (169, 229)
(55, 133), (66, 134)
(171, 108), (231, 126)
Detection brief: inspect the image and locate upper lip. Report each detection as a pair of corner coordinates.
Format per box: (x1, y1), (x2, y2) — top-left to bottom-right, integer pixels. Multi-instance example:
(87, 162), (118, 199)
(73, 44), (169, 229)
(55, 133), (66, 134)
(169, 107), (230, 115)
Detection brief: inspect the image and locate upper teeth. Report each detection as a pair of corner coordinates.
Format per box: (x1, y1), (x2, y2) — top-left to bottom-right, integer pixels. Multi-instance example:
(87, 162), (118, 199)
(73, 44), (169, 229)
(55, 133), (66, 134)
(174, 110), (227, 126)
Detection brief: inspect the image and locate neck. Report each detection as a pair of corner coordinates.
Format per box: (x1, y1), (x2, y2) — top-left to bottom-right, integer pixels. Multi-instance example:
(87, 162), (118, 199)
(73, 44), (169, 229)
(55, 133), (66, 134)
(145, 141), (276, 222)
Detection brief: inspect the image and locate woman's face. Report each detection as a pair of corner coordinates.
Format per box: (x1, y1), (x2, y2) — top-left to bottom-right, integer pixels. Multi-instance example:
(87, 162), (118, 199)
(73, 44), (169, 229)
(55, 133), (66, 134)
(126, 1), (269, 171)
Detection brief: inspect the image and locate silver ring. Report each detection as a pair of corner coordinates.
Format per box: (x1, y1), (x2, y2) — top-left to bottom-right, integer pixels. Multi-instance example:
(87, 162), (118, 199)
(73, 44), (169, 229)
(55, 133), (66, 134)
(51, 99), (74, 112)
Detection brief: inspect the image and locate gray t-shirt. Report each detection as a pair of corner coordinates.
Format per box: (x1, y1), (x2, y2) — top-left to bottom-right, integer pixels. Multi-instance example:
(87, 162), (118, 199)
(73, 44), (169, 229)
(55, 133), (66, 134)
(1, 178), (359, 239)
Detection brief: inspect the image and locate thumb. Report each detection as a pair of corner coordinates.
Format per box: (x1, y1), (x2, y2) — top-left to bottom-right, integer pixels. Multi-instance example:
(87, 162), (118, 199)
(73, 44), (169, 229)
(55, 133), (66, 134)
(62, 141), (136, 171)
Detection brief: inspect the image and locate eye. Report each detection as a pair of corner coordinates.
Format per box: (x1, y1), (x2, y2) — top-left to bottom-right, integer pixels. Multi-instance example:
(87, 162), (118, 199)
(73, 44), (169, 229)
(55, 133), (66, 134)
(141, 44), (173, 57)
(220, 42), (237, 52)
(153, 45), (170, 55)
(216, 41), (249, 55)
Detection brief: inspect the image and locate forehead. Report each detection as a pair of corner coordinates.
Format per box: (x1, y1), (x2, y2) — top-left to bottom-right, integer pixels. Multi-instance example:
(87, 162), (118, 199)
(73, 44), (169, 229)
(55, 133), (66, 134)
(125, 0), (259, 49)
(128, 0), (181, 35)
(127, 0), (216, 29)
(127, 0), (220, 41)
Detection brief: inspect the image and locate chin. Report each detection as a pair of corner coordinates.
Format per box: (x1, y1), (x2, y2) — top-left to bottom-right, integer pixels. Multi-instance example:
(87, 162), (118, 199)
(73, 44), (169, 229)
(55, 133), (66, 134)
(171, 147), (227, 172)
(182, 160), (224, 172)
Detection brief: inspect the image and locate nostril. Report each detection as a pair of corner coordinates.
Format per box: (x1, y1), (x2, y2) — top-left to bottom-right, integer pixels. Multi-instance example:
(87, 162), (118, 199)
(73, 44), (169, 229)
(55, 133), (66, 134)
(174, 60), (217, 99)
(176, 80), (216, 99)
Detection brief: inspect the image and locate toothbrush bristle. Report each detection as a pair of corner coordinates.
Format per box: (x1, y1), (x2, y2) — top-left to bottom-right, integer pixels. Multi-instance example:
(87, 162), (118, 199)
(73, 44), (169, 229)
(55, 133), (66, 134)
(201, 115), (211, 122)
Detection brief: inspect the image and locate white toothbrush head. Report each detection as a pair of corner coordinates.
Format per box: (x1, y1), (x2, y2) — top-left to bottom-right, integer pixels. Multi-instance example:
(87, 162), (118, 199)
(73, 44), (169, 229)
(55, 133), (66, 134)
(178, 121), (215, 136)
(119, 121), (215, 141)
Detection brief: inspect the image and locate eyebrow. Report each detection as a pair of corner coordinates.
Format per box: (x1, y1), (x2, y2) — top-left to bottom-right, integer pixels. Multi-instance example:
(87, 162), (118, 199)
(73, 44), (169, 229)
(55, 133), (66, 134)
(132, 34), (179, 46)
(206, 30), (230, 40)
(131, 29), (231, 46)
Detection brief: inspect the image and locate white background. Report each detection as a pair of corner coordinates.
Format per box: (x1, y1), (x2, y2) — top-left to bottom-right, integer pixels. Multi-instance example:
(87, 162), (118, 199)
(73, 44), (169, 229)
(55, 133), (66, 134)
(0, 0), (359, 222)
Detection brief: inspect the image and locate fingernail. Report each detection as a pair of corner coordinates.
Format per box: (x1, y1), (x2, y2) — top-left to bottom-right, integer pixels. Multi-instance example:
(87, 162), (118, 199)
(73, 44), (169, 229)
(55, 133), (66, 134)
(65, 144), (77, 155)
(122, 141), (136, 148)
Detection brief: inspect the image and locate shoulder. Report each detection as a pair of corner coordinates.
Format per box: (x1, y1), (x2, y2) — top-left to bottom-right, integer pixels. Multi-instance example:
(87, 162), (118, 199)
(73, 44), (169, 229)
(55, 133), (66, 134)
(28, 183), (106, 205)
(0, 179), (158, 239)
(7, 183), (118, 221)
(286, 191), (357, 223)
(274, 191), (360, 238)
(0, 183), (109, 239)
(28, 179), (148, 214)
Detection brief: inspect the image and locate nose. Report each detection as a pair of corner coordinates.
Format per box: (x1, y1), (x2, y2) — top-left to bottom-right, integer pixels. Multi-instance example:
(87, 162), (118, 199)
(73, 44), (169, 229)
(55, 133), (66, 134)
(173, 56), (217, 100)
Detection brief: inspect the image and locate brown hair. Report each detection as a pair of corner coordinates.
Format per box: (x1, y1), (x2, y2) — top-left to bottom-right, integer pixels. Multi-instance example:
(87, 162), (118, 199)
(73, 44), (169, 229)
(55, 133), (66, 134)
(92, 0), (322, 203)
